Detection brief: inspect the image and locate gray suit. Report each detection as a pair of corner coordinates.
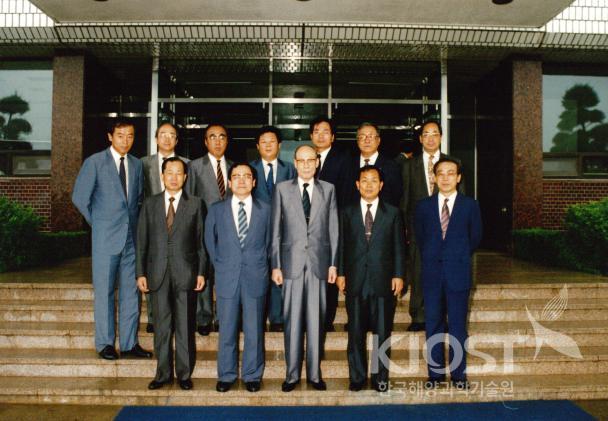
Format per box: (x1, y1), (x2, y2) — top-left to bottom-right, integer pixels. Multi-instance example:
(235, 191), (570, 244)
(271, 178), (339, 384)
(136, 191), (206, 382)
(185, 154), (233, 328)
(140, 153), (190, 326)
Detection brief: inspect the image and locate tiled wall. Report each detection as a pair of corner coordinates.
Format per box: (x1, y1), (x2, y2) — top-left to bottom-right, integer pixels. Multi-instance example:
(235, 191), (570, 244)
(542, 179), (608, 229)
(0, 177), (51, 231)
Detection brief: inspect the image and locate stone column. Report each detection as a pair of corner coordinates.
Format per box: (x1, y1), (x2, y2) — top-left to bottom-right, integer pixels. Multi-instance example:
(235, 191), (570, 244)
(512, 60), (543, 229)
(50, 55), (85, 232)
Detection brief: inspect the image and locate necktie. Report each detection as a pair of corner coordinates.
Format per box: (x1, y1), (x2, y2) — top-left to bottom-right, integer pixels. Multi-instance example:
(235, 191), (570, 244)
(364, 203), (373, 243)
(237, 201), (248, 248)
(216, 159), (226, 199)
(119, 157), (127, 198)
(167, 197), (175, 232)
(302, 183), (311, 224)
(364, 158), (370, 167)
(441, 198), (450, 240)
(266, 163), (274, 196)
(427, 154), (435, 196)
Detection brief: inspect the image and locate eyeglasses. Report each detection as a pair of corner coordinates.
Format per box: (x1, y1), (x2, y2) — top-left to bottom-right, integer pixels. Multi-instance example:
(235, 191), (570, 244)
(208, 134), (227, 141)
(421, 132), (441, 138)
(357, 134), (380, 141)
(295, 158), (318, 166)
(231, 174), (253, 181)
(158, 133), (177, 139)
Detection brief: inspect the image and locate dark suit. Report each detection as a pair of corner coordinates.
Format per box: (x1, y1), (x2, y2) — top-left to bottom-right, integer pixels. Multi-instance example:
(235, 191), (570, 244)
(414, 193), (482, 381)
(250, 158), (296, 326)
(344, 153), (403, 207)
(136, 191), (207, 383)
(338, 200), (405, 387)
(140, 153), (190, 326)
(185, 154), (233, 329)
(205, 197), (271, 383)
(401, 153), (465, 325)
(72, 148), (143, 353)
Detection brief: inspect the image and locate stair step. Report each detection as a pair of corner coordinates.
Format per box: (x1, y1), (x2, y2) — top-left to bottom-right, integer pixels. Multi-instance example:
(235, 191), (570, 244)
(0, 346), (605, 378)
(0, 374), (606, 405)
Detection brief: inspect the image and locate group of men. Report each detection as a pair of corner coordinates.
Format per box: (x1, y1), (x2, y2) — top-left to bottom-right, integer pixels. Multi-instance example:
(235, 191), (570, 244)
(72, 116), (481, 394)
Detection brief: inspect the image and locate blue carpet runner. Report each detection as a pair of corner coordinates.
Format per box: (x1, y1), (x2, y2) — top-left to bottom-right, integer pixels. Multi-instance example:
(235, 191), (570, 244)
(115, 400), (593, 420)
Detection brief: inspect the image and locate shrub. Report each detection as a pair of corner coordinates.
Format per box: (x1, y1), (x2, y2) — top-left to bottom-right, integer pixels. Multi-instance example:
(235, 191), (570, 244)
(0, 196), (42, 272)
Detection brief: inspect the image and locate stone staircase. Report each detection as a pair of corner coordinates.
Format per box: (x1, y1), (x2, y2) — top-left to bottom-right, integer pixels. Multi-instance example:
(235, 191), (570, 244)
(0, 282), (607, 405)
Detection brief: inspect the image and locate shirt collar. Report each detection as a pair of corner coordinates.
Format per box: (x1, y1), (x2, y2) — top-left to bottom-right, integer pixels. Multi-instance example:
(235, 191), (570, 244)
(159, 152), (175, 161)
(361, 197), (379, 208)
(423, 150), (440, 161)
(361, 151), (379, 164)
(298, 177), (314, 189)
(232, 194), (252, 207)
(165, 189), (182, 202)
(110, 146), (125, 161)
(208, 153), (225, 164)
(438, 191), (457, 202)
(318, 147), (331, 161)
(262, 158), (278, 167)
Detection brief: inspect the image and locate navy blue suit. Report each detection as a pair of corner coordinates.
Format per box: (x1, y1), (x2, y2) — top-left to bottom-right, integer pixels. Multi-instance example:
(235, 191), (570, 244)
(414, 193), (482, 382)
(204, 197), (271, 383)
(250, 158), (296, 326)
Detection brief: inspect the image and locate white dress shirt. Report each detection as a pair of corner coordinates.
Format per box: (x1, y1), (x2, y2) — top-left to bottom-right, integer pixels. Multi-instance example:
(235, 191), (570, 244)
(438, 191), (457, 220)
(298, 177), (314, 206)
(360, 197), (379, 221)
(423, 150), (440, 195)
(158, 152), (175, 191)
(262, 158), (278, 183)
(164, 190), (182, 215)
(318, 147), (331, 171)
(231, 195), (253, 232)
(359, 151), (379, 167)
(110, 146), (128, 196)
(209, 153), (228, 187)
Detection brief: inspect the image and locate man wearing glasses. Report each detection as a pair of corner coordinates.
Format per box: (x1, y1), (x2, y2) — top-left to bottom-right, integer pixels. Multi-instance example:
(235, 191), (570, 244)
(186, 123), (233, 336)
(141, 122), (190, 333)
(271, 145), (339, 392)
(400, 120), (464, 332)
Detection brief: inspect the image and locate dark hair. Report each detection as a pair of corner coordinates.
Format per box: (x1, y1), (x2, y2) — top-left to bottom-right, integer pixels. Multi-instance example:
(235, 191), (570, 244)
(359, 164), (384, 182)
(433, 157), (462, 175)
(155, 121), (178, 138)
(228, 162), (257, 184)
(309, 116), (335, 135)
(356, 121), (380, 136)
(256, 125), (282, 144)
(204, 122), (229, 139)
(293, 144), (317, 159)
(420, 120), (442, 136)
(107, 120), (135, 135)
(161, 157), (188, 174)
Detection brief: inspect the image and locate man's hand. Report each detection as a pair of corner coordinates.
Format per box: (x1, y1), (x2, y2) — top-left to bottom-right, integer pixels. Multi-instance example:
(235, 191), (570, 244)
(137, 276), (149, 293)
(327, 266), (337, 284)
(392, 278), (404, 296)
(194, 275), (205, 291)
(336, 276), (346, 294)
(272, 268), (284, 286)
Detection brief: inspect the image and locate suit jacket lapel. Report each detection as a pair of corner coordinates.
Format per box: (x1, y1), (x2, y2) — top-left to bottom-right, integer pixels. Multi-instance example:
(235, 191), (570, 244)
(223, 199), (241, 249)
(368, 201), (386, 245)
(150, 154), (162, 194)
(127, 154), (138, 205)
(308, 180), (323, 225)
(169, 192), (188, 237)
(155, 194), (169, 237)
(104, 148), (127, 204)
(290, 179), (307, 225)
(255, 160), (270, 197)
(276, 159), (288, 183)
(351, 205), (367, 244)
(445, 193), (462, 240)
(243, 199), (262, 248)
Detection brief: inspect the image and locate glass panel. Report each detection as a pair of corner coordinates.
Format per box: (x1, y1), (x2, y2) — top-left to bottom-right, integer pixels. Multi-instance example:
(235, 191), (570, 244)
(542, 156), (578, 177)
(582, 155), (608, 176)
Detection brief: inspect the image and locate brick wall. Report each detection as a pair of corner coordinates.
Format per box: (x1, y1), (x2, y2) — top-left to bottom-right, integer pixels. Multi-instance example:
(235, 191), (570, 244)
(0, 178), (51, 232)
(542, 179), (608, 229)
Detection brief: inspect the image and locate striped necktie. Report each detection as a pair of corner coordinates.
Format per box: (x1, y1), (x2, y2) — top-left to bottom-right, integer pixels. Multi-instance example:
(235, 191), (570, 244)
(440, 198), (450, 240)
(217, 159), (226, 199)
(237, 201), (248, 248)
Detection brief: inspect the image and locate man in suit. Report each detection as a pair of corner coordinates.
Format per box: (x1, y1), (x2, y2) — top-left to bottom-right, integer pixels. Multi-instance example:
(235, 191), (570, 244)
(309, 116), (350, 333)
(250, 125), (296, 333)
(337, 165), (405, 392)
(185, 123), (233, 336)
(205, 163), (271, 393)
(345, 122), (403, 208)
(271, 144), (339, 392)
(401, 120), (465, 332)
(136, 157), (206, 391)
(72, 121), (152, 360)
(140, 122), (190, 334)
(415, 157), (482, 390)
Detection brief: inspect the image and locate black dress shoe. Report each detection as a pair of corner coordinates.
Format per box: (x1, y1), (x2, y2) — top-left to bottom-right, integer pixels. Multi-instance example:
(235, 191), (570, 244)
(146, 323), (154, 333)
(269, 323), (284, 332)
(349, 381), (365, 392)
(424, 378), (445, 389)
(307, 379), (327, 391)
(214, 321), (220, 332)
(407, 322), (425, 332)
(245, 381), (261, 392)
(121, 343), (152, 358)
(148, 378), (173, 390)
(451, 379), (470, 390)
(179, 379), (193, 390)
(216, 381), (234, 392)
(281, 380), (298, 392)
(197, 324), (212, 336)
(98, 345), (119, 360)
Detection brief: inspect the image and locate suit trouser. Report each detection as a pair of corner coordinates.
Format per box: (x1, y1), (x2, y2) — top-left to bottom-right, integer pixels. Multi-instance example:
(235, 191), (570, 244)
(196, 270), (215, 327)
(346, 293), (395, 385)
(267, 281), (283, 325)
(92, 233), (139, 352)
(407, 239), (425, 324)
(145, 292), (154, 325)
(283, 269), (326, 384)
(151, 265), (197, 382)
(423, 270), (470, 381)
(216, 282), (266, 383)
(324, 283), (339, 329)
